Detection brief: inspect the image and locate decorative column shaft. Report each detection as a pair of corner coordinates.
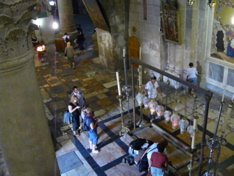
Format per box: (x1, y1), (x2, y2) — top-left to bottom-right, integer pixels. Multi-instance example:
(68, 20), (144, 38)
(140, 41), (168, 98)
(0, 1), (59, 176)
(57, 0), (77, 38)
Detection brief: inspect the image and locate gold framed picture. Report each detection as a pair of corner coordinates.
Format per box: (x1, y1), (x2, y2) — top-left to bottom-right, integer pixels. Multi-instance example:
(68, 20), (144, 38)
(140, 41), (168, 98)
(162, 5), (181, 45)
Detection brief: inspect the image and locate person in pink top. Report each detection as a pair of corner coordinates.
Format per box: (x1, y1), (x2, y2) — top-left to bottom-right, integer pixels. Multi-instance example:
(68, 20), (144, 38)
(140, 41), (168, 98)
(150, 144), (168, 176)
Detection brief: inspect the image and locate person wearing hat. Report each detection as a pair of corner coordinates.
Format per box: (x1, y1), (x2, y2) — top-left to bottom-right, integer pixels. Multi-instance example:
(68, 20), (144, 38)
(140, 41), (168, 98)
(145, 76), (160, 100)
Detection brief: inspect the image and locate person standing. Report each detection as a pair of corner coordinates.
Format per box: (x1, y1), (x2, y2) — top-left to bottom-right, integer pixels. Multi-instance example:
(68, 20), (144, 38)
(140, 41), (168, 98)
(71, 86), (86, 126)
(77, 31), (85, 50)
(71, 86), (86, 108)
(64, 42), (76, 69)
(31, 35), (39, 48)
(187, 62), (198, 85)
(145, 76), (160, 100)
(67, 96), (81, 136)
(149, 144), (169, 176)
(76, 24), (83, 33)
(147, 140), (168, 163)
(62, 33), (70, 44)
(84, 107), (99, 153)
(187, 62), (198, 93)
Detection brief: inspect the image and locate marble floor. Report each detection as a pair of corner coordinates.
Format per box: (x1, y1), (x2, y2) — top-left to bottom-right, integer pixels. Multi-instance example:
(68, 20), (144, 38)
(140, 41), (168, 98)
(31, 43), (234, 176)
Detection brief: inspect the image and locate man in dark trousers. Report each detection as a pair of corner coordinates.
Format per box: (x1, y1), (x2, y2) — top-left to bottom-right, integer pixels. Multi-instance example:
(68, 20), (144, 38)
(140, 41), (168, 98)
(77, 31), (85, 50)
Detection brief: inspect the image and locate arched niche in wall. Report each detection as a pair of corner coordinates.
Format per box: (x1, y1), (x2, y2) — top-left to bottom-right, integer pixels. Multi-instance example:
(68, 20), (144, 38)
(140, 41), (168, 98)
(128, 36), (140, 69)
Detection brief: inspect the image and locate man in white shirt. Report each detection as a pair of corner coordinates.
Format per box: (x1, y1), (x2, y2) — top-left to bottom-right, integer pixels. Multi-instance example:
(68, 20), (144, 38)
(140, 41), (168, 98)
(145, 76), (160, 99)
(187, 62), (198, 94)
(62, 33), (70, 44)
(187, 62), (198, 85)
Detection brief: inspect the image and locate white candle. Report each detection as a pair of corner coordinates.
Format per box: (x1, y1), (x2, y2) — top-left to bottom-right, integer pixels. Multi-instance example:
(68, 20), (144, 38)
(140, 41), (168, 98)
(191, 118), (197, 149)
(232, 94), (234, 101)
(222, 104), (232, 134)
(123, 48), (125, 57)
(116, 72), (121, 96)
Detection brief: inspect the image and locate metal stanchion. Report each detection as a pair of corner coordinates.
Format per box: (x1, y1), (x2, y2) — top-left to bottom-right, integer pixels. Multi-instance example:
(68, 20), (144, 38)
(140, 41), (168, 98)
(203, 100), (233, 176)
(117, 95), (130, 136)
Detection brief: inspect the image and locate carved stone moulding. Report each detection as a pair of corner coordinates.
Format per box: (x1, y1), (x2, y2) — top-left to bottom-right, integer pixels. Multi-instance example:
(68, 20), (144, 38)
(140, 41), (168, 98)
(0, 0), (41, 60)
(0, 50), (35, 73)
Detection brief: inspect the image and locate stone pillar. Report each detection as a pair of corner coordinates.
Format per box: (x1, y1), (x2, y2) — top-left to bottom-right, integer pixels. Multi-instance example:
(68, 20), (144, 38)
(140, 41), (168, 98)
(96, 28), (115, 69)
(0, 1), (59, 176)
(57, 0), (77, 44)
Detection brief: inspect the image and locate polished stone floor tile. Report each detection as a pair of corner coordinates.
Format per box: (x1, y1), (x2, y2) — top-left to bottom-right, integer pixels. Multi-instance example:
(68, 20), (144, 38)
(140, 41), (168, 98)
(57, 151), (83, 174)
(91, 142), (125, 167)
(103, 81), (117, 88)
(105, 163), (141, 176)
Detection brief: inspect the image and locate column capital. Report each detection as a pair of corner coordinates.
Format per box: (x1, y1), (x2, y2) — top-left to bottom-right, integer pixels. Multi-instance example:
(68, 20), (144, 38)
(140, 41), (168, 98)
(0, 1), (40, 61)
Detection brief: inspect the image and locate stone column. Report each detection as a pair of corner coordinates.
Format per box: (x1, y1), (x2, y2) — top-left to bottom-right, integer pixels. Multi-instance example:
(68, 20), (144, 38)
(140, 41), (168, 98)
(57, 0), (77, 44)
(0, 1), (59, 176)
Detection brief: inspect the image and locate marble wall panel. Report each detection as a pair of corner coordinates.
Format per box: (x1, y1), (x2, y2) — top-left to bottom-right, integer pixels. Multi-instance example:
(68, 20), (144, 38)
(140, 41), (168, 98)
(227, 68), (234, 87)
(209, 62), (224, 82)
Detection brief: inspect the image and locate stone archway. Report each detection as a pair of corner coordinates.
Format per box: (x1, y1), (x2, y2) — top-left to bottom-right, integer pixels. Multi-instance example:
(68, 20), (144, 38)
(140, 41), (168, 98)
(128, 36), (140, 68)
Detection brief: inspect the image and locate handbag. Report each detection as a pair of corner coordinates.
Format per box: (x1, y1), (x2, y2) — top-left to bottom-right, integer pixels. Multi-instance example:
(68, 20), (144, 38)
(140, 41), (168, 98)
(63, 111), (73, 124)
(137, 145), (158, 172)
(137, 157), (149, 172)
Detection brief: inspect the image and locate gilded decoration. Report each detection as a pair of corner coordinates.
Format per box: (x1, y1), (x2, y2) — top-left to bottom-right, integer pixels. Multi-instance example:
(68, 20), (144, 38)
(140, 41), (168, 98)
(161, 1), (181, 45)
(211, 0), (234, 63)
(0, 0), (42, 61)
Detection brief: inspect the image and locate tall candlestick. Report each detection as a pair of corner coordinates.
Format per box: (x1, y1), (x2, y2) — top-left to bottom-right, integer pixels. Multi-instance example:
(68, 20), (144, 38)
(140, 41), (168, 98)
(139, 47), (142, 60)
(123, 48), (125, 57)
(139, 47), (142, 88)
(222, 103), (233, 134)
(116, 72), (121, 96)
(139, 66), (142, 88)
(191, 118), (197, 149)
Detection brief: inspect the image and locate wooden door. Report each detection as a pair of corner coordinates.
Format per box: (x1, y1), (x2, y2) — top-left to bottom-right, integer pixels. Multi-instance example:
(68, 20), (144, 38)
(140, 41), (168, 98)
(128, 36), (140, 68)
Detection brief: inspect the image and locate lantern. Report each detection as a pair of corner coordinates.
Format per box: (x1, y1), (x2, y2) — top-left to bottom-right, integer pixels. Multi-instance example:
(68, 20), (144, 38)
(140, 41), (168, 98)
(164, 110), (172, 123)
(171, 114), (180, 129)
(179, 119), (189, 134)
(156, 105), (165, 119)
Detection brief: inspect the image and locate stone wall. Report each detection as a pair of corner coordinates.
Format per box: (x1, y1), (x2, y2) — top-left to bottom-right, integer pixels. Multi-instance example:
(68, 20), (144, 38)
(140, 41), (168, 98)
(95, 0), (127, 70)
(129, 0), (161, 69)
(32, 16), (55, 44)
(128, 0), (211, 89)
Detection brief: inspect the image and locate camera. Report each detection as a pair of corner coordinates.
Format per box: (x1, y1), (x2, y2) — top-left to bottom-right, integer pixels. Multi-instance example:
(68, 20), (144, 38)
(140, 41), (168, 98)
(122, 155), (134, 166)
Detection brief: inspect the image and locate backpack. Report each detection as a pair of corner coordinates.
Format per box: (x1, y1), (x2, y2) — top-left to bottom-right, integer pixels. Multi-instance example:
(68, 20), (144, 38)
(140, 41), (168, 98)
(63, 111), (73, 124)
(129, 138), (148, 150)
(129, 138), (153, 157)
(82, 116), (90, 131)
(65, 36), (70, 43)
(81, 121), (89, 131)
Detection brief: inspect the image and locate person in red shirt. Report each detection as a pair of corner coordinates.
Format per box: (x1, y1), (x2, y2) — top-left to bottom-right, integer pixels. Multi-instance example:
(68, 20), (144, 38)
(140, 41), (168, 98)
(149, 144), (168, 176)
